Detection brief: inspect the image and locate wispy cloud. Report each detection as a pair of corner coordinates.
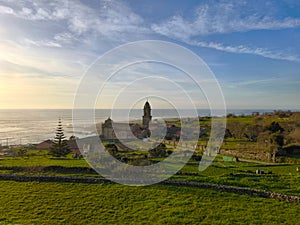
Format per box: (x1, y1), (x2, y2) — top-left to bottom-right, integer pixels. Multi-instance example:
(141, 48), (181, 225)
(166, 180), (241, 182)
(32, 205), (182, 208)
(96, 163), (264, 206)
(0, 1), (70, 21)
(0, 0), (150, 81)
(0, 5), (14, 14)
(151, 1), (300, 62)
(226, 77), (283, 89)
(53, 32), (76, 44)
(23, 38), (61, 48)
(188, 40), (300, 62)
(0, 0), (299, 109)
(0, 40), (87, 79)
(1, 0), (298, 62)
(0, 0), (148, 45)
(151, 1), (300, 38)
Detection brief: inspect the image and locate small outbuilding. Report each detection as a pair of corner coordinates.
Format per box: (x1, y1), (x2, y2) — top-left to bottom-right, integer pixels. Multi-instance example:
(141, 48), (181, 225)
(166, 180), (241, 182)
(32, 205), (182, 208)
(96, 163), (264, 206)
(36, 139), (54, 149)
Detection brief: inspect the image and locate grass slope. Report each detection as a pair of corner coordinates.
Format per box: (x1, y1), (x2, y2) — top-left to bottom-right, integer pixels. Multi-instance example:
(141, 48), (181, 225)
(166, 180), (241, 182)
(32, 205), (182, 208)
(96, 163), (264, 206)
(1, 155), (300, 195)
(0, 181), (300, 225)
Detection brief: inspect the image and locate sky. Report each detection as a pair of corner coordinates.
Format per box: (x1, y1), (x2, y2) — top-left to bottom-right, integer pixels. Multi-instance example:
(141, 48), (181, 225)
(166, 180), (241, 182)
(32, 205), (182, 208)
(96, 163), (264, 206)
(0, 0), (299, 109)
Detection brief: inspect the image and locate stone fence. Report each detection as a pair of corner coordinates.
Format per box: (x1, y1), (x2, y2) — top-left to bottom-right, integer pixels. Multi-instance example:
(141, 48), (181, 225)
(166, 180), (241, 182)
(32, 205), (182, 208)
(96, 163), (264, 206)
(161, 180), (300, 204)
(0, 174), (299, 204)
(220, 149), (270, 161)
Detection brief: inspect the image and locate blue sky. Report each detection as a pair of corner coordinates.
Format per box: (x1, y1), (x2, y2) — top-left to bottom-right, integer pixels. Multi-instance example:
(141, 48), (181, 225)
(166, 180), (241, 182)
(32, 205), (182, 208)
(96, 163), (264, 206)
(0, 0), (299, 109)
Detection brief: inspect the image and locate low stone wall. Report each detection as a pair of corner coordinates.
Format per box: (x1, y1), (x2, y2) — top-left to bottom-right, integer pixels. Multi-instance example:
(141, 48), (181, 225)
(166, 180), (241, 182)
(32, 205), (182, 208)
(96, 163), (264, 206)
(0, 174), (299, 204)
(0, 174), (109, 184)
(220, 149), (270, 161)
(0, 166), (97, 174)
(161, 180), (300, 204)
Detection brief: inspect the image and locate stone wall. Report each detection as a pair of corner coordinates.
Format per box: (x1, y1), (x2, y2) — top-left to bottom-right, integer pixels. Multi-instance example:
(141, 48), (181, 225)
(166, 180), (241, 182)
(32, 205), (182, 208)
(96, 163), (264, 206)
(220, 149), (270, 161)
(0, 174), (299, 204)
(161, 180), (300, 204)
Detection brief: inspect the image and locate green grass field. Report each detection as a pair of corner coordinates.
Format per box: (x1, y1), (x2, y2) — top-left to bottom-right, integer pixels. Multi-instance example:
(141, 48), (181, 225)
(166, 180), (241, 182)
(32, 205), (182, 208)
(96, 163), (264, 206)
(176, 160), (300, 196)
(0, 154), (89, 167)
(1, 154), (300, 195)
(0, 181), (300, 225)
(1, 152), (300, 224)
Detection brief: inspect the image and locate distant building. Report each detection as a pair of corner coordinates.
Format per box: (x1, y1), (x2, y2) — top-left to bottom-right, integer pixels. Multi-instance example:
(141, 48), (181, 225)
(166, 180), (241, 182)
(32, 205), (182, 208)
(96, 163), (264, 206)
(101, 118), (137, 140)
(36, 139), (80, 154)
(100, 101), (193, 142)
(36, 139), (54, 149)
(142, 101), (152, 129)
(101, 101), (152, 140)
(166, 125), (181, 140)
(67, 140), (80, 154)
(101, 118), (115, 140)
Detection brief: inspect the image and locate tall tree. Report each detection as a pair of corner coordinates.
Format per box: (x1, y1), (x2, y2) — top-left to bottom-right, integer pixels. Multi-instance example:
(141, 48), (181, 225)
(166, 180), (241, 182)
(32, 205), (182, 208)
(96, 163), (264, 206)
(49, 118), (70, 157)
(267, 121), (284, 162)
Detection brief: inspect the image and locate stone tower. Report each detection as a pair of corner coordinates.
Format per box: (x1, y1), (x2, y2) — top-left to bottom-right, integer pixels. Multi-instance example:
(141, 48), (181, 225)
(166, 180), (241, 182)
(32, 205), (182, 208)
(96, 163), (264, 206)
(142, 101), (152, 129)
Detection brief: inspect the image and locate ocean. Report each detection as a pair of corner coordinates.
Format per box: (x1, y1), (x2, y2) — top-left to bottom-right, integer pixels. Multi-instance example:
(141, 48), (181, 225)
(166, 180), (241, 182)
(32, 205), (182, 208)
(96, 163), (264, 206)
(0, 108), (275, 145)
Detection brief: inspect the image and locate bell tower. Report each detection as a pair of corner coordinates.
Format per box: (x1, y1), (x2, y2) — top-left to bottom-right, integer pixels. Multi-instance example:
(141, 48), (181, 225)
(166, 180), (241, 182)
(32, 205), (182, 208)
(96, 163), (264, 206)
(142, 101), (152, 129)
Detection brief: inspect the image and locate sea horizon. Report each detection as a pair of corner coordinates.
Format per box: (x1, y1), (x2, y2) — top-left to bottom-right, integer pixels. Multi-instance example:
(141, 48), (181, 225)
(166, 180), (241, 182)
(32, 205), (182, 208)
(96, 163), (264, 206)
(0, 108), (299, 146)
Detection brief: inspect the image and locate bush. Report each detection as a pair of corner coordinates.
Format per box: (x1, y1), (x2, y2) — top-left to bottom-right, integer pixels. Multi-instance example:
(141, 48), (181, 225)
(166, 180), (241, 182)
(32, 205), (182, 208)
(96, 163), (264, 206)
(149, 143), (167, 158)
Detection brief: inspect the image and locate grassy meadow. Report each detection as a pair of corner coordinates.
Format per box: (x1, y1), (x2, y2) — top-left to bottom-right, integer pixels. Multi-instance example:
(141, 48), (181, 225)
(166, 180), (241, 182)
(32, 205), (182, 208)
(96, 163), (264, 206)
(1, 153), (300, 195)
(1, 112), (300, 224)
(0, 152), (300, 224)
(1, 181), (300, 225)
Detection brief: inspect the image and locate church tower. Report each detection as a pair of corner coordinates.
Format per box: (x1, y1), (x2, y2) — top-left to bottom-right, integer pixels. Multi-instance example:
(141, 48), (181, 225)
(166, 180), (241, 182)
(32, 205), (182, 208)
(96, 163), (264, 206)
(142, 101), (152, 129)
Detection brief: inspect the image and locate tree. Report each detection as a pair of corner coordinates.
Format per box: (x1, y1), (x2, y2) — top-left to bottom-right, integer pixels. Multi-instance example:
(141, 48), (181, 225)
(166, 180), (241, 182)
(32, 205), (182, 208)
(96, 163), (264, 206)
(266, 121), (284, 133)
(17, 147), (27, 157)
(148, 143), (167, 158)
(224, 129), (233, 139)
(267, 122), (284, 163)
(49, 119), (70, 157)
(69, 135), (78, 140)
(105, 143), (118, 156)
(243, 124), (264, 142)
(270, 132), (284, 147)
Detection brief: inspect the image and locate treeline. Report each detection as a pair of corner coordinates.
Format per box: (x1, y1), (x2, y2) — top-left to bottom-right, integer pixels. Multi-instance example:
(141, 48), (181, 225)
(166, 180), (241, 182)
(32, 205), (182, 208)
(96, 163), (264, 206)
(226, 111), (300, 143)
(223, 111), (300, 161)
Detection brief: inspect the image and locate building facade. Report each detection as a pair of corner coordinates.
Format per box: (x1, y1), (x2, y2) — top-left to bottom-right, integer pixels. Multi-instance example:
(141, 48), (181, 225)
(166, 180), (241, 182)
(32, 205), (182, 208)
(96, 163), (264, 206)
(101, 101), (152, 140)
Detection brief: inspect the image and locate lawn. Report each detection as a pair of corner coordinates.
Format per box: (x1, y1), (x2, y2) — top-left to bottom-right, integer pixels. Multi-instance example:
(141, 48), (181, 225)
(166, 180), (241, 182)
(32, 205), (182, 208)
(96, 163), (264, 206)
(1, 154), (300, 195)
(0, 181), (299, 225)
(176, 157), (300, 196)
(0, 152), (300, 224)
(0, 155), (89, 167)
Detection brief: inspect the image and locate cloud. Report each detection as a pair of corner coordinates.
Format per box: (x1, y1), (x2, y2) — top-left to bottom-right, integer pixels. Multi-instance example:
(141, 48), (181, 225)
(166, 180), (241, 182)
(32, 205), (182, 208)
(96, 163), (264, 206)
(0, 0), (147, 42)
(0, 5), (14, 14)
(151, 1), (300, 38)
(3, 0), (297, 63)
(23, 38), (61, 48)
(188, 40), (300, 62)
(0, 59), (54, 77)
(0, 0), (150, 80)
(226, 77), (282, 89)
(53, 32), (78, 45)
(0, 0), (69, 21)
(0, 40), (87, 79)
(150, 0), (300, 62)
